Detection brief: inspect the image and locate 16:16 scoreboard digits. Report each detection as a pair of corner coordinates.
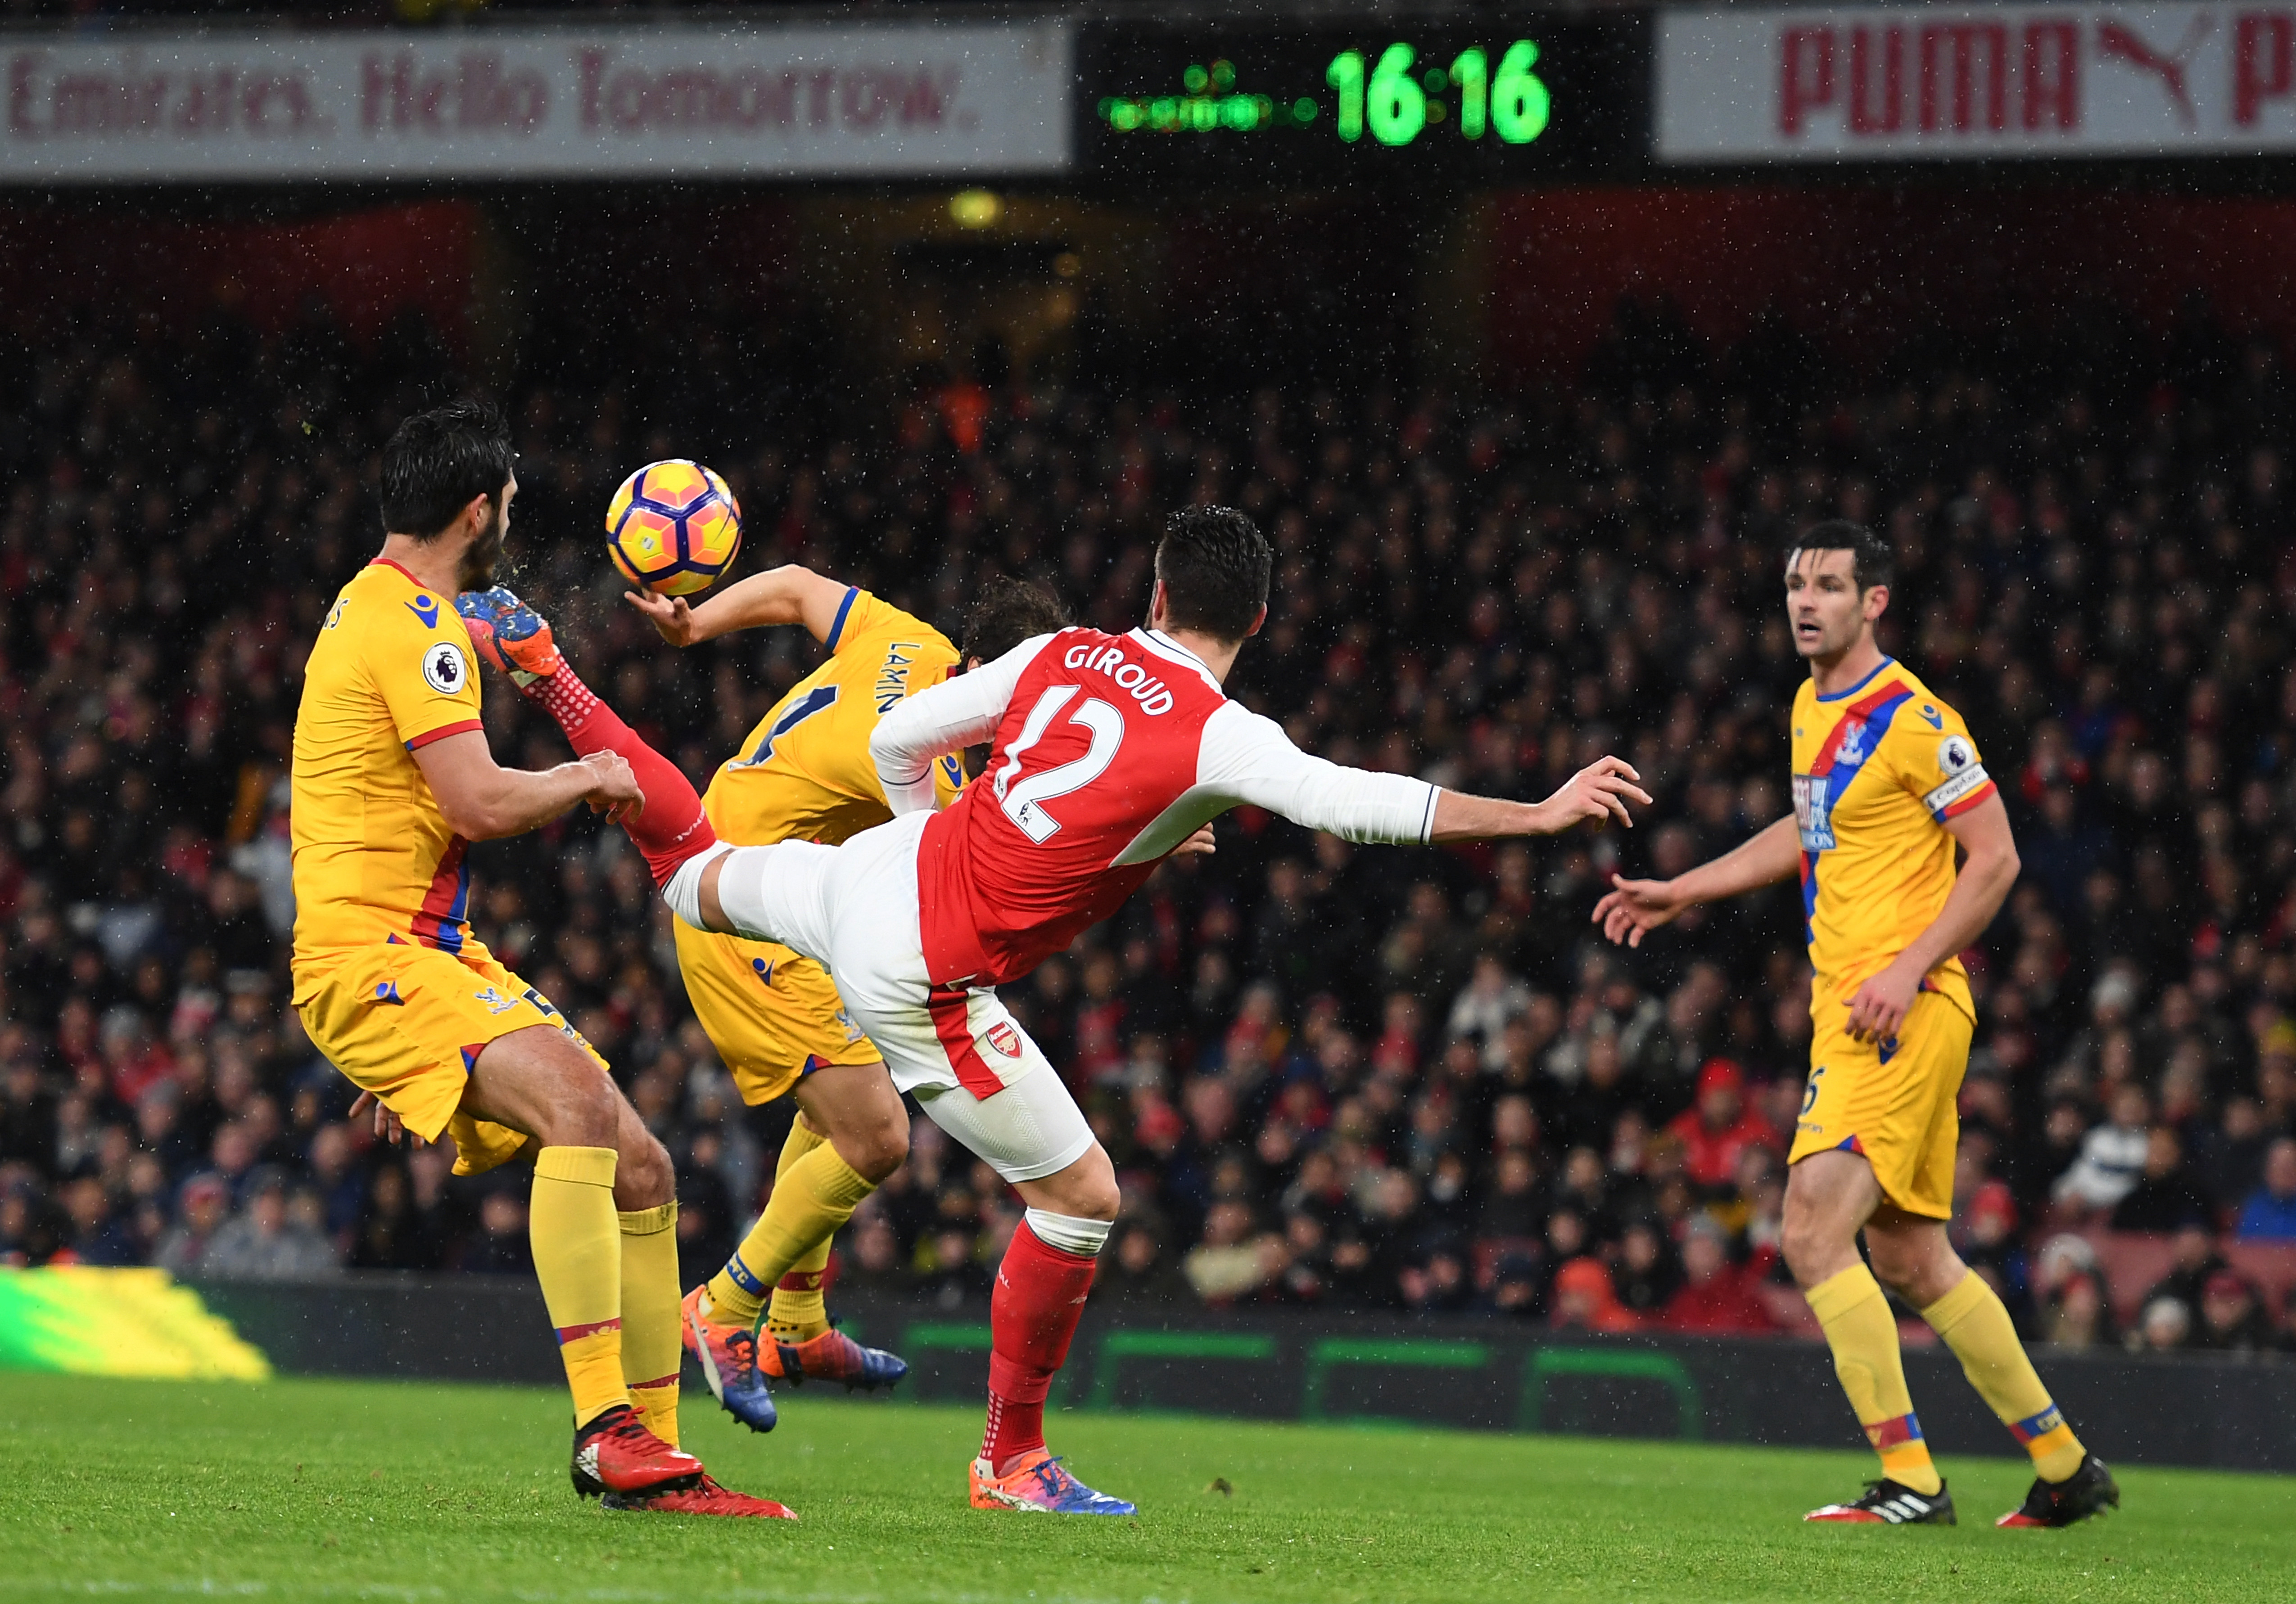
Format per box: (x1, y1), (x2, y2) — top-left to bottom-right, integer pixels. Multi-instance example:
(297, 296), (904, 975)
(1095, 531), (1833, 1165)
(1100, 41), (1551, 147)
(1077, 19), (1646, 180)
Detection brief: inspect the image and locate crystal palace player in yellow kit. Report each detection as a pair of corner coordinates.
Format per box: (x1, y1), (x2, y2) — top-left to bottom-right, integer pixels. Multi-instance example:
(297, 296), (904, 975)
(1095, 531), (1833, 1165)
(289, 401), (787, 1519)
(458, 562), (1069, 1434)
(1595, 523), (2120, 1529)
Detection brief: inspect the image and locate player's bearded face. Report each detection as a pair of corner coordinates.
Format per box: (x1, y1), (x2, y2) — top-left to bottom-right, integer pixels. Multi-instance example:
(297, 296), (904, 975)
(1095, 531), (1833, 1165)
(459, 493), (508, 590)
(1785, 553), (1867, 660)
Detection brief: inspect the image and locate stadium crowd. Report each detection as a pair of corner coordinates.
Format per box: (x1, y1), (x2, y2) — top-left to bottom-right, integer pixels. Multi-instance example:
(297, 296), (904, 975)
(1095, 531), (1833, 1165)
(5, 281), (2296, 1358)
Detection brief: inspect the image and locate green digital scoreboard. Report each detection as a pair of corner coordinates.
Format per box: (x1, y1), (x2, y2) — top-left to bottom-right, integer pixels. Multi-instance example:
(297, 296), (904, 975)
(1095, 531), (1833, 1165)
(1077, 17), (1647, 185)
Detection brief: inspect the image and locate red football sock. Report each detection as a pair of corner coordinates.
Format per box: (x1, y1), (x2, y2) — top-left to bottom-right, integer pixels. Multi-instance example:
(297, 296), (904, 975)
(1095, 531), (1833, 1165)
(981, 1221), (1098, 1474)
(522, 667), (717, 888)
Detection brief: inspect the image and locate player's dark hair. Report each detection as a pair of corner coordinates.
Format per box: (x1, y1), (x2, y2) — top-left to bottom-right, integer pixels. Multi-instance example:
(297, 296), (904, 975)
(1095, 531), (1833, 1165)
(1788, 520), (1895, 591)
(380, 400), (514, 541)
(961, 574), (1071, 664)
(1155, 505), (1271, 641)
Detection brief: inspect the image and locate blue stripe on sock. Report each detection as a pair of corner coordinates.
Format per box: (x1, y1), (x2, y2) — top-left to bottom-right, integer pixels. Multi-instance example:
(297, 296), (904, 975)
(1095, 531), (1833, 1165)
(723, 1253), (767, 1297)
(2011, 1404), (2065, 1444)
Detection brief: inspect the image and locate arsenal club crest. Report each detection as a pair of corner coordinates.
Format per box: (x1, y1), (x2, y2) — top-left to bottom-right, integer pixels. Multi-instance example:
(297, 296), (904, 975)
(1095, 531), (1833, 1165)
(985, 1022), (1022, 1059)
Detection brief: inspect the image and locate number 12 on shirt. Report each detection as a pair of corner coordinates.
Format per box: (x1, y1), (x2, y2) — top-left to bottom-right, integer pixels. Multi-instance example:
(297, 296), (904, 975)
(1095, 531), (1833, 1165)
(992, 686), (1126, 843)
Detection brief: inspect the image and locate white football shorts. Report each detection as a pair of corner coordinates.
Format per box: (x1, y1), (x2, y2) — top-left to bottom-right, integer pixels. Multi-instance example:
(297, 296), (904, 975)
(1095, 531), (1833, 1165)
(727, 811), (1093, 1184)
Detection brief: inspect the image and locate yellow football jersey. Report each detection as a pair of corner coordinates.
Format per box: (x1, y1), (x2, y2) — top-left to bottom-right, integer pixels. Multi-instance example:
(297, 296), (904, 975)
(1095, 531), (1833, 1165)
(290, 559), (491, 991)
(702, 586), (964, 848)
(1790, 658), (1996, 1019)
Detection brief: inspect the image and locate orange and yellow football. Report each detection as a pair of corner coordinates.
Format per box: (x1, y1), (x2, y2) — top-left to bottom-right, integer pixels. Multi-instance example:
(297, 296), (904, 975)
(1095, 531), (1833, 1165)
(605, 459), (742, 597)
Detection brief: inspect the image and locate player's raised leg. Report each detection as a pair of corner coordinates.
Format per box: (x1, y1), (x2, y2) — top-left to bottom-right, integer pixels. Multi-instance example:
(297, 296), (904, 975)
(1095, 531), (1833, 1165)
(456, 587), (719, 888)
(1870, 1217), (2120, 1528)
(1784, 1150), (1954, 1525)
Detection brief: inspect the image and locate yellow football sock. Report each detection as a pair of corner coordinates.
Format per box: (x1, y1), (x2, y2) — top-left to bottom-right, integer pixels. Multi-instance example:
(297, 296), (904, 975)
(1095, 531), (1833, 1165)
(1921, 1272), (2087, 1482)
(764, 1115), (843, 1341)
(1808, 1263), (1940, 1495)
(618, 1200), (682, 1447)
(777, 1113), (829, 1175)
(709, 1125), (874, 1332)
(766, 1239), (835, 1343)
(531, 1145), (627, 1429)
(704, 1113), (819, 1329)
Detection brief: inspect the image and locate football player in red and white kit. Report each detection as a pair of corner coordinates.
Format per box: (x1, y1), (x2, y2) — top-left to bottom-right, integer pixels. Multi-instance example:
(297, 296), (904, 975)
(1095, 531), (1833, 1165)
(501, 508), (1647, 1514)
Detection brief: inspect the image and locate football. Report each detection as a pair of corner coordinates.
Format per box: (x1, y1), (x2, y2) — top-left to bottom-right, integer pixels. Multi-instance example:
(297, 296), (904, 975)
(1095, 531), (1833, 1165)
(604, 459), (742, 597)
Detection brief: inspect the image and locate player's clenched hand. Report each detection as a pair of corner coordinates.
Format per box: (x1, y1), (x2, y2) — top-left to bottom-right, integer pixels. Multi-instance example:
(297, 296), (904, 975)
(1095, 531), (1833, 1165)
(1531, 756), (1650, 834)
(1172, 824), (1217, 859)
(579, 749), (644, 824)
(624, 588), (701, 647)
(1845, 959), (1920, 1045)
(347, 1090), (422, 1148)
(1591, 874), (1688, 948)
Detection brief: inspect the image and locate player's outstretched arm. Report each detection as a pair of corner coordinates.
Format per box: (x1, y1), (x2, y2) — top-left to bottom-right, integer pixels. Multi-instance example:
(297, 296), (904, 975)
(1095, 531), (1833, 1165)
(411, 729), (640, 841)
(1428, 757), (1653, 841)
(624, 563), (850, 648)
(1185, 710), (1647, 853)
(1842, 792), (2019, 1043)
(1593, 814), (1801, 948)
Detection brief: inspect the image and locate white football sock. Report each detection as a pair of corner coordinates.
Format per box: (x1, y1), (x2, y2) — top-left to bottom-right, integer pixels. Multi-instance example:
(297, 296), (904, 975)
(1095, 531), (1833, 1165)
(1023, 1208), (1112, 1259)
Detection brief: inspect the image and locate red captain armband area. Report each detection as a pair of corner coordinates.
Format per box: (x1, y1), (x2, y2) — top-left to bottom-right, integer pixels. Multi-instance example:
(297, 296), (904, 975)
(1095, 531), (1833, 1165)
(404, 719), (482, 752)
(1920, 731), (1993, 822)
(1924, 770), (1998, 822)
(1938, 776), (1999, 820)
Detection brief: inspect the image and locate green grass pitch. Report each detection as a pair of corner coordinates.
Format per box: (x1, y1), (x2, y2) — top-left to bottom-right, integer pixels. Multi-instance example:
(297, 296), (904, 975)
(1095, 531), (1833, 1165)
(9, 1374), (2291, 1603)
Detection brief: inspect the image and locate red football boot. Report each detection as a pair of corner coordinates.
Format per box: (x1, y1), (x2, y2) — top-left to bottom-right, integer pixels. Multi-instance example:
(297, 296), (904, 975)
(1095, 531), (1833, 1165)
(568, 1403), (703, 1500)
(603, 1473), (798, 1521)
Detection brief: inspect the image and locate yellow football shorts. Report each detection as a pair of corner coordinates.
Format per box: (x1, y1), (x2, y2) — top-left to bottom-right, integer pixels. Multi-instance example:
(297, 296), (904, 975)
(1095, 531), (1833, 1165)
(673, 918), (882, 1107)
(294, 942), (608, 1177)
(1789, 986), (1974, 1220)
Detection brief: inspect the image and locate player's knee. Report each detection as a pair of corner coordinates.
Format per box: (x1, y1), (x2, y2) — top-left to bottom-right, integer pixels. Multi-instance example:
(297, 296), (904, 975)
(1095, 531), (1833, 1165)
(1078, 1176), (1121, 1222)
(524, 1056), (619, 1150)
(841, 1114), (908, 1184)
(1867, 1233), (1958, 1307)
(1781, 1213), (1848, 1287)
(617, 1130), (675, 1210)
(1051, 1147), (1120, 1222)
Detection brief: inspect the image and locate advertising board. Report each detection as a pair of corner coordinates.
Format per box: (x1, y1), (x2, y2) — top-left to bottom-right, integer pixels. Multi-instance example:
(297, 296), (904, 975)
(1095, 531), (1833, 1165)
(0, 23), (1073, 182)
(1659, 4), (2296, 161)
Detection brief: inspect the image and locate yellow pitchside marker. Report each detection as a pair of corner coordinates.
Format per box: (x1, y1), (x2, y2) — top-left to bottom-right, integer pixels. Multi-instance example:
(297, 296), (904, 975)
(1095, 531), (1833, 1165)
(0, 1267), (271, 1380)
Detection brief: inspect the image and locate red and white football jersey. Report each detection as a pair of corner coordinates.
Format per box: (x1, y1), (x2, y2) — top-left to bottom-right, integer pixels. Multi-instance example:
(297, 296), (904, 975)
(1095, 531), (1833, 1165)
(872, 626), (1438, 987)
